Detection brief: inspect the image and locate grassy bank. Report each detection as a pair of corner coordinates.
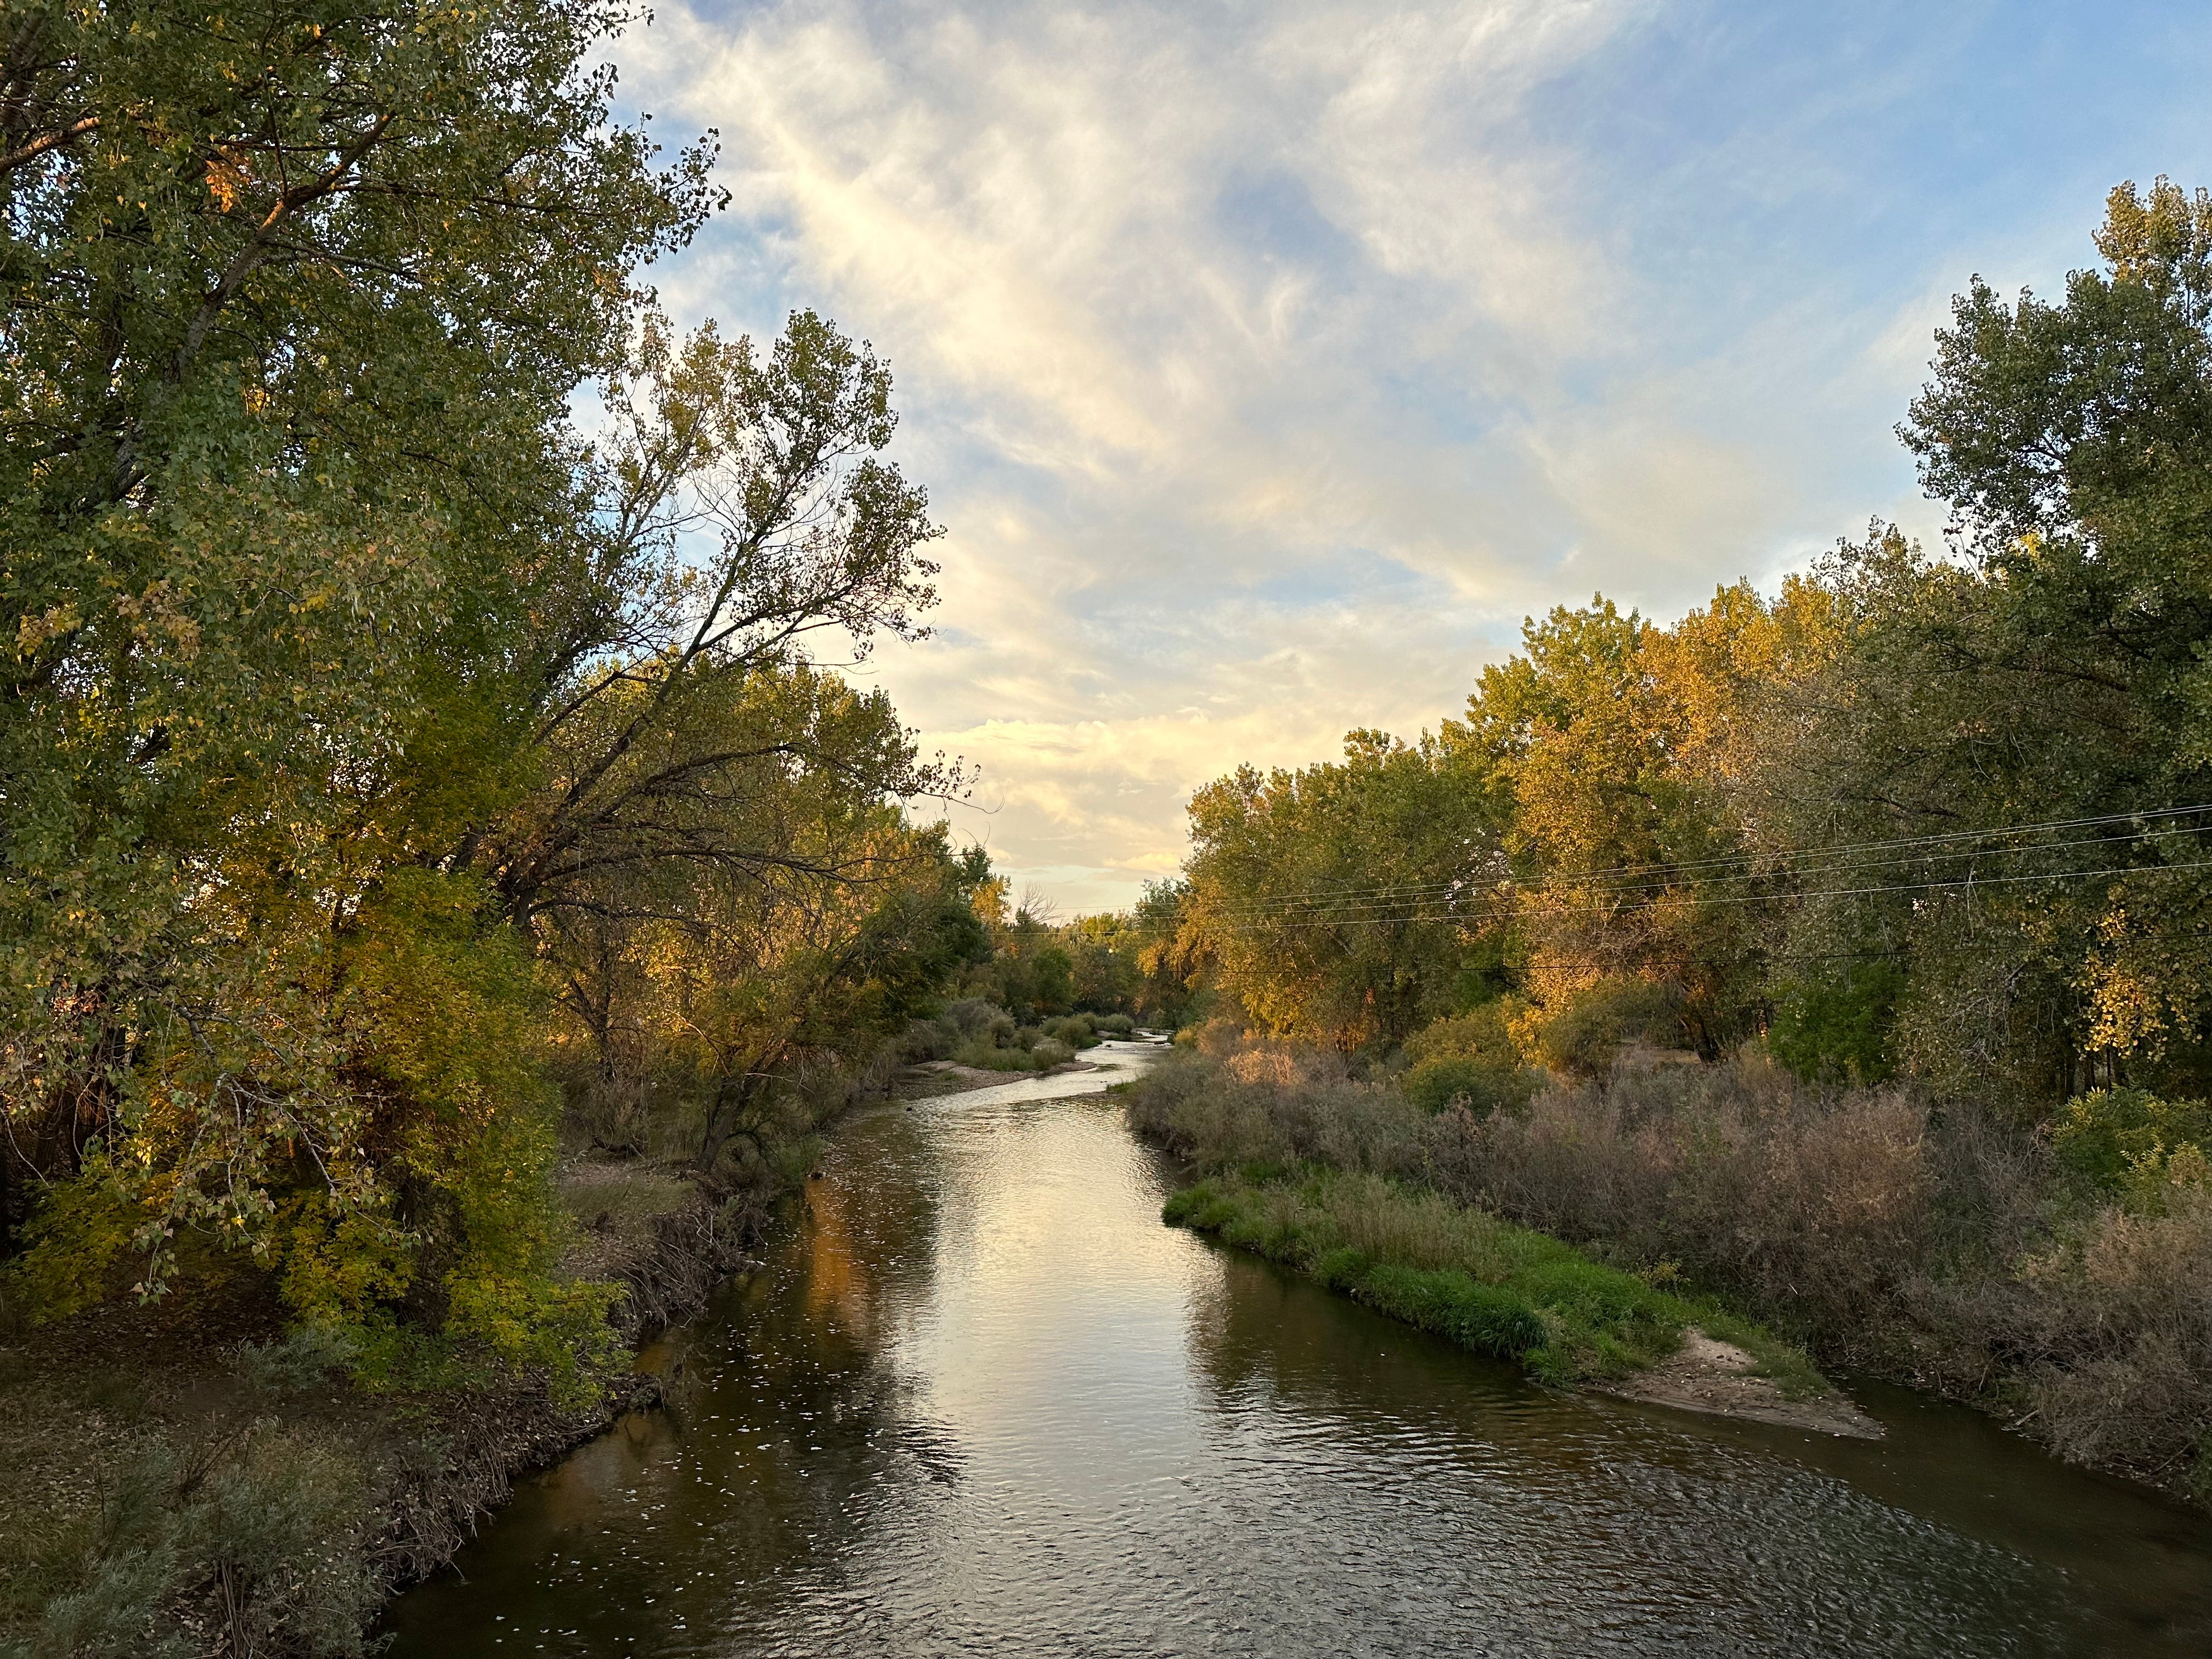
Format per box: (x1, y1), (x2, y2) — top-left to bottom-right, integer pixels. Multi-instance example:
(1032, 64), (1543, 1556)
(1164, 1169), (1822, 1393)
(0, 1156), (764, 1659)
(1128, 1035), (2212, 1503)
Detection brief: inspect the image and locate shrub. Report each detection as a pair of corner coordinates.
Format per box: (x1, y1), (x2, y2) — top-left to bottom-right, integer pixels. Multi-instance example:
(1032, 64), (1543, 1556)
(1094, 1014), (1136, 1036)
(1534, 979), (1684, 1076)
(951, 1040), (1036, 1072)
(1124, 1039), (1427, 1180)
(1402, 1056), (1534, 1117)
(1041, 1015), (1102, 1049)
(193, 1431), (381, 1657)
(2015, 1182), (2212, 1494)
(943, 998), (1011, 1039)
(949, 1028), (1077, 1071)
(2051, 1087), (2212, 1198)
(234, 1328), (359, 1395)
(3, 1152), (140, 1327)
(1402, 1000), (1525, 1069)
(11, 1426), (379, 1659)
(945, 1002), (1047, 1071)
(1766, 962), (1901, 1083)
(898, 1017), (960, 1062)
(1424, 1056), (1937, 1336)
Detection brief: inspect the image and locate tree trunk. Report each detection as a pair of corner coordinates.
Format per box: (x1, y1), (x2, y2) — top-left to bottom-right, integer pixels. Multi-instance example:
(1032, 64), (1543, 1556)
(698, 1072), (763, 1171)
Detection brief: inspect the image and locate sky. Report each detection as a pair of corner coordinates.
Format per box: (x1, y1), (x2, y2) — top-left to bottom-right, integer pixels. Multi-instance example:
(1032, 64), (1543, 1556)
(614, 0), (2212, 913)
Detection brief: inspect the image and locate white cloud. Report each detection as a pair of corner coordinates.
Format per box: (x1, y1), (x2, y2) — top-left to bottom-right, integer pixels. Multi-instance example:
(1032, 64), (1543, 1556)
(614, 0), (2098, 911)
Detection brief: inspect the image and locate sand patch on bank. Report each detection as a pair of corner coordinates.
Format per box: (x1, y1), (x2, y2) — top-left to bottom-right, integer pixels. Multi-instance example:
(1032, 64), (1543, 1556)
(1600, 1328), (1883, 1438)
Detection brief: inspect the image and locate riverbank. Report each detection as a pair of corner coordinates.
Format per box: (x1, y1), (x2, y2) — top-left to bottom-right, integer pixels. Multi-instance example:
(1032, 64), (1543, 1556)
(0, 1153), (761, 1658)
(1125, 1036), (2212, 1503)
(1163, 1170), (1875, 1436)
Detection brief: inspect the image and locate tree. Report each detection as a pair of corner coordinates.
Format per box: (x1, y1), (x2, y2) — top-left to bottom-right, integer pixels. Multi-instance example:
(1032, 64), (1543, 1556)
(476, 311), (949, 929)
(1453, 585), (1837, 1056)
(1755, 180), (2212, 1093)
(1, 0), (714, 1322)
(535, 663), (982, 1169)
(1061, 915), (1143, 1013)
(1129, 881), (1211, 1027)
(1183, 730), (1501, 1048)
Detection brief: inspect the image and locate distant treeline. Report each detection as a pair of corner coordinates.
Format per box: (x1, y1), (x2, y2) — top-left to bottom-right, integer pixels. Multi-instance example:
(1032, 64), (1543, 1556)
(1141, 180), (2212, 1112)
(949, 879), (1196, 1029)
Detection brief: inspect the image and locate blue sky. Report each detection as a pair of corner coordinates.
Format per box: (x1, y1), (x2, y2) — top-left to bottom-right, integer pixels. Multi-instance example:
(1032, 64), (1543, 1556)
(618, 0), (2212, 910)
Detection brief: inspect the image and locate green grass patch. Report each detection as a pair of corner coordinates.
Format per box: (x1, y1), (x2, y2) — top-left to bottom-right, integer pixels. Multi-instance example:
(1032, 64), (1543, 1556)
(950, 1038), (1077, 1073)
(1163, 1170), (1824, 1393)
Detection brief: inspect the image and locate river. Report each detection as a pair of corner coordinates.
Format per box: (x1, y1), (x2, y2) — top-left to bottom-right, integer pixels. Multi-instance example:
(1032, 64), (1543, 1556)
(380, 1040), (2212, 1656)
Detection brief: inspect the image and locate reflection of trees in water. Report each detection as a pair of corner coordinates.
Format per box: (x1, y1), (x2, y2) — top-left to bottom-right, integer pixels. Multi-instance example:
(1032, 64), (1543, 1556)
(1175, 1242), (2201, 1650)
(1181, 1244), (1529, 1419)
(805, 1107), (948, 1327)
(389, 1109), (967, 1654)
(1177, 1242), (1726, 1500)
(653, 1106), (966, 1627)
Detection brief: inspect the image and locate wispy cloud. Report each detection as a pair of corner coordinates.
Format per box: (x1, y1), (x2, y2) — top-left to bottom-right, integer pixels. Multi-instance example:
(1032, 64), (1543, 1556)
(622, 0), (2212, 909)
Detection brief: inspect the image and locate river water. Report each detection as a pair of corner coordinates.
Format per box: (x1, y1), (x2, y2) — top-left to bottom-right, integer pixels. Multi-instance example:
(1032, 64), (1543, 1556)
(381, 1040), (2212, 1657)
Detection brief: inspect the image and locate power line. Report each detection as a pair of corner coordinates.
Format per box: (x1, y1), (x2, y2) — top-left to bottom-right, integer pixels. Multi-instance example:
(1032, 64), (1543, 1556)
(1559, 802), (2212, 881)
(1156, 854), (2212, 935)
(1193, 825), (2212, 923)
(1178, 804), (2212, 922)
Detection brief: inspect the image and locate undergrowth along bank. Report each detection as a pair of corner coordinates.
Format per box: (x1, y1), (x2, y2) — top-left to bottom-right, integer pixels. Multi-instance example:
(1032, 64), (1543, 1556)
(0, 1157), (769, 1659)
(1126, 1031), (2212, 1505)
(1164, 1169), (1824, 1393)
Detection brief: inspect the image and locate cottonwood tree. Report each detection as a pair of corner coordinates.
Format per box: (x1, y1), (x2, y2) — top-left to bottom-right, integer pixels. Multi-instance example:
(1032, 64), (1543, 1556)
(477, 312), (950, 923)
(1182, 731), (1501, 1048)
(0, 0), (713, 1322)
(1453, 584), (1838, 1057)
(1754, 181), (2212, 1093)
(533, 666), (984, 1169)
(465, 310), (964, 1167)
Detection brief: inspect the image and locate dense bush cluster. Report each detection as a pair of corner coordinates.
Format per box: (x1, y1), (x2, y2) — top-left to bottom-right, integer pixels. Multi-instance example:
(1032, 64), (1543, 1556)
(898, 1001), (1136, 1074)
(3, 1418), (380, 1659)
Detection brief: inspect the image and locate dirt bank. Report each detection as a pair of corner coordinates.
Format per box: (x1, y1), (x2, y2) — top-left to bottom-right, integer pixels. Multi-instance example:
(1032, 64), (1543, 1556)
(1598, 1328), (1883, 1438)
(0, 1155), (763, 1656)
